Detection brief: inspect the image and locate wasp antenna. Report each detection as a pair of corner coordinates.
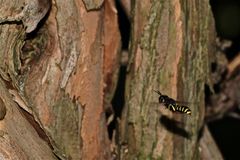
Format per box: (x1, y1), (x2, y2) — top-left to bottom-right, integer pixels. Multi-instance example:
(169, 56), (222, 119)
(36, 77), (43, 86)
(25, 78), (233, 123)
(153, 90), (162, 96)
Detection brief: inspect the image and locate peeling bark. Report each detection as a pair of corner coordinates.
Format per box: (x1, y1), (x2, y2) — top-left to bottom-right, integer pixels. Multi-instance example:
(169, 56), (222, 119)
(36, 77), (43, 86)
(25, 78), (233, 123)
(0, 0), (121, 159)
(0, 79), (56, 159)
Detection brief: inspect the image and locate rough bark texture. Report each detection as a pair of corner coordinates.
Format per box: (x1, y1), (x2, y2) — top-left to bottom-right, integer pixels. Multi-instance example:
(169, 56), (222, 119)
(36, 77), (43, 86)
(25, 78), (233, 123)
(0, 1), (55, 159)
(0, 0), (120, 159)
(120, 0), (216, 159)
(0, 80), (55, 160)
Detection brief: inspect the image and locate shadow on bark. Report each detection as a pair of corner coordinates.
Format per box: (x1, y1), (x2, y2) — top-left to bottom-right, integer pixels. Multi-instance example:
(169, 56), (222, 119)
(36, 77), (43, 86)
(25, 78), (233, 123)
(160, 115), (191, 139)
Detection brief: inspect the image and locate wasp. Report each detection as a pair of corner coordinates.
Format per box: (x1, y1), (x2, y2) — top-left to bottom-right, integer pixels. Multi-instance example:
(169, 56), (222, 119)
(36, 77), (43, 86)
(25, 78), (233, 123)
(154, 90), (191, 115)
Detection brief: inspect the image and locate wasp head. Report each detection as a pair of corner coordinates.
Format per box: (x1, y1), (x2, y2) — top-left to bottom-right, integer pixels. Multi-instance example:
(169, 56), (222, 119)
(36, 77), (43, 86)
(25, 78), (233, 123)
(159, 96), (165, 103)
(153, 90), (165, 103)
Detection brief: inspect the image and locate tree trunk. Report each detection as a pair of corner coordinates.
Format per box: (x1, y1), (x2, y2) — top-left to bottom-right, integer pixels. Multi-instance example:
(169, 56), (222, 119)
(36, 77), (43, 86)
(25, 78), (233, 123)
(120, 0), (217, 159)
(0, 0), (120, 159)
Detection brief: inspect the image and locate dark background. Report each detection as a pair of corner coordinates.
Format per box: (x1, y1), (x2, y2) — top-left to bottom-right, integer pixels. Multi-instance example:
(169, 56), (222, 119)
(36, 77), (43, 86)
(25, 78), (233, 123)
(209, 0), (240, 160)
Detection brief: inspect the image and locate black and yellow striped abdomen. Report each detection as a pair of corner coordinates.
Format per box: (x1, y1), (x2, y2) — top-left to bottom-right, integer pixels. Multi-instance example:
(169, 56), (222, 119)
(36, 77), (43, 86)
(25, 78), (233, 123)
(167, 104), (191, 115)
(174, 104), (191, 115)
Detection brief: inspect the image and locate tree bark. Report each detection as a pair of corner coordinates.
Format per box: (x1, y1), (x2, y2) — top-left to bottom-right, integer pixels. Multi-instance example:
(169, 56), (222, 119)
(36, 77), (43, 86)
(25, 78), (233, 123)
(120, 0), (216, 159)
(0, 0), (120, 159)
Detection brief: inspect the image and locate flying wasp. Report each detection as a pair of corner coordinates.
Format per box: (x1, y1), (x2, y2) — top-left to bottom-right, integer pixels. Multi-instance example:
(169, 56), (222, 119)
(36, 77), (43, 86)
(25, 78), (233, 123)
(153, 90), (191, 115)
